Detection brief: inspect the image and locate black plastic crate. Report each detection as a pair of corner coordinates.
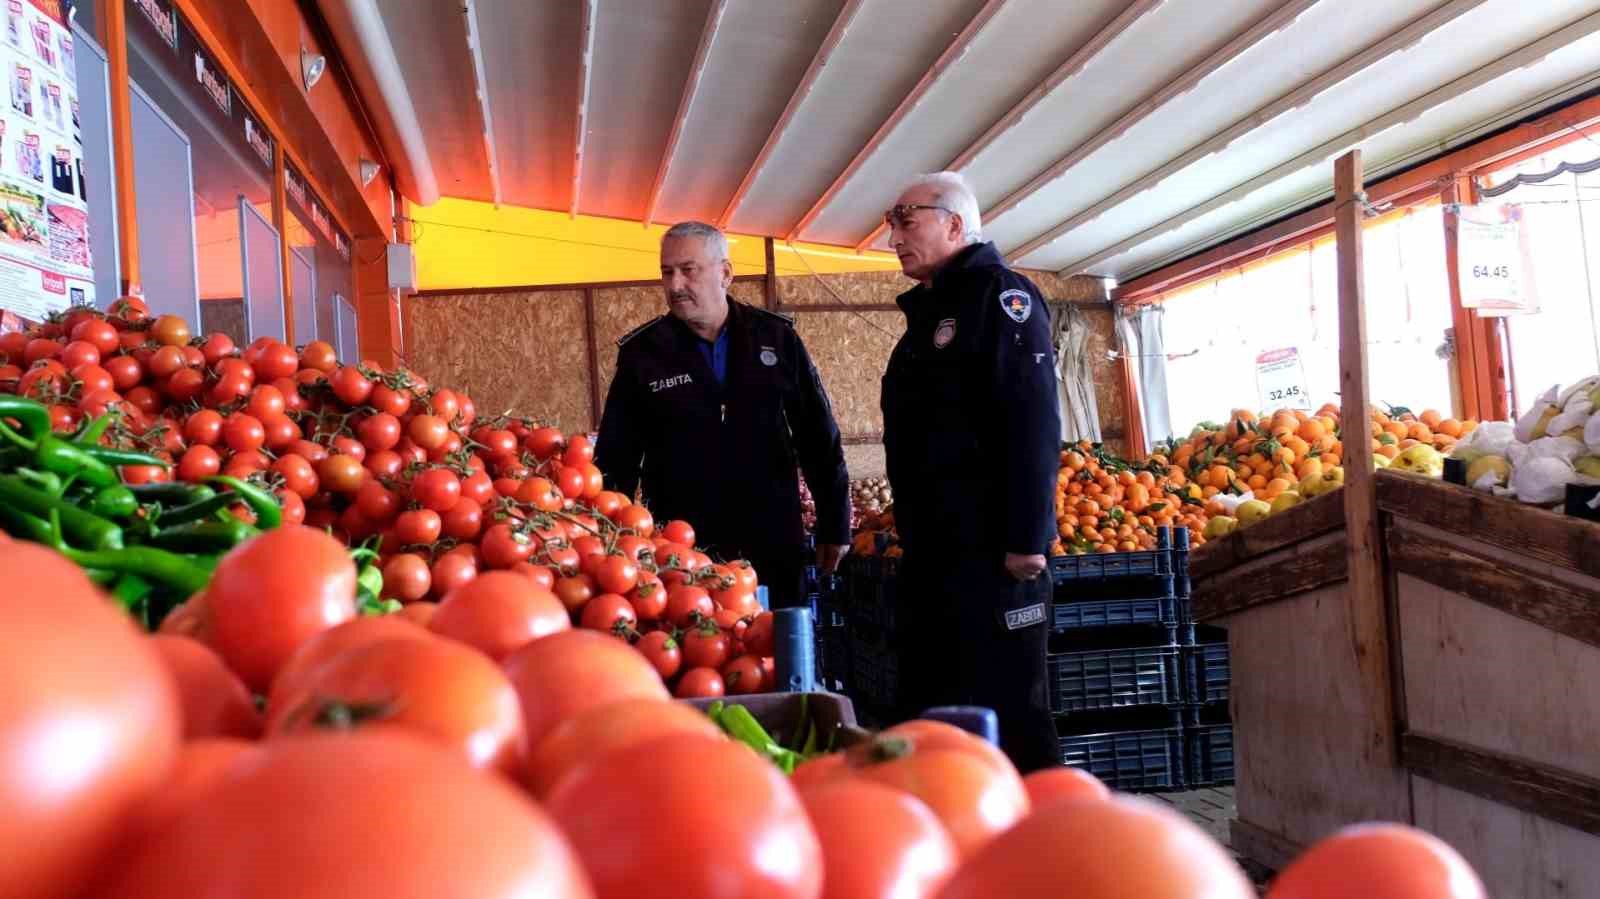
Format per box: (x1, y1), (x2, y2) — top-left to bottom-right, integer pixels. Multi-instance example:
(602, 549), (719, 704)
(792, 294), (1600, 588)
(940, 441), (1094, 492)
(1047, 627), (1181, 713)
(1050, 527), (1181, 583)
(1052, 594), (1178, 632)
(814, 596), (851, 693)
(1182, 634), (1230, 706)
(1057, 709), (1185, 792)
(845, 622), (899, 722)
(843, 565), (898, 633)
(1183, 705), (1234, 788)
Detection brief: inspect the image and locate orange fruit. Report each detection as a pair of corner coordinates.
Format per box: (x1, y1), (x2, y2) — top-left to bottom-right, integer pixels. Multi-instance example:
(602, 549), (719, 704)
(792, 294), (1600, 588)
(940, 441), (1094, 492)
(1436, 418), (1462, 438)
(1265, 822), (1485, 899)
(1419, 409), (1442, 428)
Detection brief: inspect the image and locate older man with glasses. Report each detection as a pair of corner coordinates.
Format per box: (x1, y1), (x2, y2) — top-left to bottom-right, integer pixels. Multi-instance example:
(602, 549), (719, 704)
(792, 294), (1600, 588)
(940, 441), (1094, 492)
(879, 171), (1062, 772)
(595, 221), (852, 611)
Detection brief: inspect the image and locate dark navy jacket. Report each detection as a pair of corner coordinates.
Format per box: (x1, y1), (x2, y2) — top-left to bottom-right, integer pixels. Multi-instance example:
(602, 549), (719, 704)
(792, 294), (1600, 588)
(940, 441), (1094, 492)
(881, 242), (1060, 557)
(594, 298), (851, 552)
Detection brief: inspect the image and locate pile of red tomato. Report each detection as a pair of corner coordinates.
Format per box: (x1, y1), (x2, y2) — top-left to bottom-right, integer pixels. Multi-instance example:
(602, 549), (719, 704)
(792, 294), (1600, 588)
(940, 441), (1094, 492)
(0, 299), (778, 699)
(4, 530), (1488, 898)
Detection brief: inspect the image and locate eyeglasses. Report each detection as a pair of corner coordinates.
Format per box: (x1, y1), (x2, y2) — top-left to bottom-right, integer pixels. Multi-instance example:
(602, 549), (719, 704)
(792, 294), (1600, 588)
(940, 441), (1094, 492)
(883, 204), (954, 229)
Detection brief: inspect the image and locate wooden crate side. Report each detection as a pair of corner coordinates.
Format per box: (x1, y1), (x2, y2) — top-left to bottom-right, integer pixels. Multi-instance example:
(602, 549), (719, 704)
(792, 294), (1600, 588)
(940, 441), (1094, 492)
(1412, 776), (1600, 899)
(1222, 581), (1410, 847)
(1377, 471), (1600, 580)
(1189, 490), (1345, 580)
(1388, 522), (1600, 650)
(1192, 530), (1347, 621)
(1397, 572), (1600, 780)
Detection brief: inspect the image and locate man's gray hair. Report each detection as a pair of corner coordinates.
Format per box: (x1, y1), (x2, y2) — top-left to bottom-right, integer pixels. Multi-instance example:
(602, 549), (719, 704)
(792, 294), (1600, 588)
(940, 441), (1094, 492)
(662, 221), (730, 262)
(905, 171), (982, 244)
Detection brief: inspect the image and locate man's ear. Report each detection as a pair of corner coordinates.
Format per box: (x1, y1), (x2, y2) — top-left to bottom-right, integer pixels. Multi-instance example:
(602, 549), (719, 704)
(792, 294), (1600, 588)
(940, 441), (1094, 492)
(720, 258), (734, 288)
(949, 213), (966, 243)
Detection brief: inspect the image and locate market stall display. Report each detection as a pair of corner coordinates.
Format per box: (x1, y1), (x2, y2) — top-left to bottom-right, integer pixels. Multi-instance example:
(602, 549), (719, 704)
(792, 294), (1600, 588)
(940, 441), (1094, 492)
(0, 300), (779, 700)
(1448, 374), (1600, 507)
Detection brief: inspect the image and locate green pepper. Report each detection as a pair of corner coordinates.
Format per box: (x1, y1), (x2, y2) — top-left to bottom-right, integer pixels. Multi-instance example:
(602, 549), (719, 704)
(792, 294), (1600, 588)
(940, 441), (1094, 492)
(110, 572), (153, 614)
(0, 395), (50, 439)
(0, 501), (63, 547)
(81, 445), (170, 469)
(61, 545), (211, 596)
(12, 466), (63, 496)
(87, 485), (139, 520)
(0, 475), (122, 550)
(150, 519), (258, 553)
(129, 482), (217, 505)
(206, 476), (282, 530)
(36, 435), (119, 489)
(71, 413), (115, 446)
(713, 703), (803, 774)
(158, 492), (239, 527)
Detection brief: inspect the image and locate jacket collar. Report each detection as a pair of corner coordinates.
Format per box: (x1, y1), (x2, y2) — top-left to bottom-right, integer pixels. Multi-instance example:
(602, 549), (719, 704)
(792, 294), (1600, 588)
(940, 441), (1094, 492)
(896, 241), (1004, 313)
(665, 295), (740, 344)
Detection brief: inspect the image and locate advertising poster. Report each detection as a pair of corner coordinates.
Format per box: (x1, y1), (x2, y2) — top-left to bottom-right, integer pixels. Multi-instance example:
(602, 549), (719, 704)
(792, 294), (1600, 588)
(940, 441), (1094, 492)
(0, 0), (91, 319)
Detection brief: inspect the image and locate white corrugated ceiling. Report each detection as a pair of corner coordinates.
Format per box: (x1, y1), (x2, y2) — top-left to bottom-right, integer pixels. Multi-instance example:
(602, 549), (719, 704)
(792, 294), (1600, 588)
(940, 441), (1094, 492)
(334, 0), (1600, 282)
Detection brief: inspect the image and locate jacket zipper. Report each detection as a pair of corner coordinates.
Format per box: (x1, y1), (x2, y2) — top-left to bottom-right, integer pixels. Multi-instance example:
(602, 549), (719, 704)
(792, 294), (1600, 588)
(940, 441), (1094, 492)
(720, 403), (726, 423)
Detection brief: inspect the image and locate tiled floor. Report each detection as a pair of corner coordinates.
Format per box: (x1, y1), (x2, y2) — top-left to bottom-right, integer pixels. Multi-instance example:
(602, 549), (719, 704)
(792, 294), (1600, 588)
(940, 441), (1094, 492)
(1152, 787), (1275, 890)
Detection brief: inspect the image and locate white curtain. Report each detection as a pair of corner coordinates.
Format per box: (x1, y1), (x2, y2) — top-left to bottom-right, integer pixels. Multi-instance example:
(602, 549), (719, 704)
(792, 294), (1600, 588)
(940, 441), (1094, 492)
(1115, 306), (1174, 453)
(1054, 303), (1101, 442)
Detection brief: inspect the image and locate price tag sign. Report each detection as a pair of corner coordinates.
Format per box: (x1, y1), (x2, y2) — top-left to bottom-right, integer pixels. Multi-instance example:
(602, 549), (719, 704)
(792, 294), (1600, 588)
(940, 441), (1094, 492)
(1255, 348), (1311, 411)
(1456, 205), (1532, 314)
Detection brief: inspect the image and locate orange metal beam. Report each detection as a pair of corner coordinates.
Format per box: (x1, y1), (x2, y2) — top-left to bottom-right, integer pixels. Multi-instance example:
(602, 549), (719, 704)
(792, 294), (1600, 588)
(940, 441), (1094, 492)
(102, 0), (140, 294)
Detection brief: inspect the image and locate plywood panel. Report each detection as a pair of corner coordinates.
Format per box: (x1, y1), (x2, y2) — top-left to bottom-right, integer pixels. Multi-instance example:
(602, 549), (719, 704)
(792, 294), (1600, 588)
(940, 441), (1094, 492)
(845, 443), (886, 480)
(592, 286), (666, 408)
(1412, 777), (1600, 899)
(728, 279), (766, 308)
(1023, 270), (1106, 303)
(1398, 571), (1600, 780)
(405, 291), (591, 431)
(792, 311), (904, 437)
(1222, 582), (1410, 848)
(778, 270), (906, 307)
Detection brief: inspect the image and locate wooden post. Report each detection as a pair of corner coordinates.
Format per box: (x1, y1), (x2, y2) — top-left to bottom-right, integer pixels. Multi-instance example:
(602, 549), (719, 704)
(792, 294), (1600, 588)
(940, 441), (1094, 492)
(1333, 149), (1399, 764)
(764, 237), (778, 310)
(583, 287), (602, 432)
(101, 0), (140, 294)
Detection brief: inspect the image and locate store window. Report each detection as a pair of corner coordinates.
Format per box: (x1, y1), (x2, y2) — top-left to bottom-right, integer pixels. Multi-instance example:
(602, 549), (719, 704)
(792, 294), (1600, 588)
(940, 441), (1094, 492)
(1478, 146), (1600, 417)
(125, 0), (282, 341)
(1158, 202), (1455, 433)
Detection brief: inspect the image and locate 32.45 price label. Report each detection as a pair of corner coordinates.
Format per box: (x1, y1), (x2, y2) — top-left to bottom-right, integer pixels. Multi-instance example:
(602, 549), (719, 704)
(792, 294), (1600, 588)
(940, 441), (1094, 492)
(1256, 348), (1311, 411)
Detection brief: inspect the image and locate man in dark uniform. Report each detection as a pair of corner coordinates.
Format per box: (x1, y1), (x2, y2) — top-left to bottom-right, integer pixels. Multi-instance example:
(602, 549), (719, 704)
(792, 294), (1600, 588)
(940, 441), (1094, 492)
(880, 172), (1062, 772)
(594, 221), (851, 608)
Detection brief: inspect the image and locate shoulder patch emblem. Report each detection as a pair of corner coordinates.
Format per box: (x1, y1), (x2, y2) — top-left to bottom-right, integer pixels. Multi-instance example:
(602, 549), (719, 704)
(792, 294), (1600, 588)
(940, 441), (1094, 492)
(932, 318), (957, 349)
(999, 289), (1032, 324)
(759, 346), (778, 367)
(616, 316), (665, 347)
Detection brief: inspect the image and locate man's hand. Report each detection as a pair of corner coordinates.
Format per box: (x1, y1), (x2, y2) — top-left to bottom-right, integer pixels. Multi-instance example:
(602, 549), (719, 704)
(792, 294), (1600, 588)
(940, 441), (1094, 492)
(817, 544), (847, 573)
(1004, 552), (1048, 582)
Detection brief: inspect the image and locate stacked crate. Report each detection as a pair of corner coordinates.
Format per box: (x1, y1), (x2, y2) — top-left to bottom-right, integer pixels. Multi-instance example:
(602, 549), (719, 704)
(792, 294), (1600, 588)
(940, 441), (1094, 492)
(1049, 528), (1190, 791)
(835, 552), (899, 724)
(1181, 618), (1234, 788)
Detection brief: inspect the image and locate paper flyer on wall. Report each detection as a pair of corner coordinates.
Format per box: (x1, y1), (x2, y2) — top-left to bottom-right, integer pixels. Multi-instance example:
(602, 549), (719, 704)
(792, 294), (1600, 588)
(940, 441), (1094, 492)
(0, 0), (91, 321)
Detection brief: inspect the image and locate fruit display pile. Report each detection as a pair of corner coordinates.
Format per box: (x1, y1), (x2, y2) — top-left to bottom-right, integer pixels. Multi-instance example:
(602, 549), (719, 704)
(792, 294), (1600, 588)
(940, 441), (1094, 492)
(0, 300), (778, 700)
(1165, 404), (1476, 538)
(1450, 375), (1600, 504)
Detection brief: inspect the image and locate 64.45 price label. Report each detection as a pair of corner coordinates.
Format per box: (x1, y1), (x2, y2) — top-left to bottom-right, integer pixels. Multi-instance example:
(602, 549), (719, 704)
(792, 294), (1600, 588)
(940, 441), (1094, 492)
(1255, 348), (1311, 411)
